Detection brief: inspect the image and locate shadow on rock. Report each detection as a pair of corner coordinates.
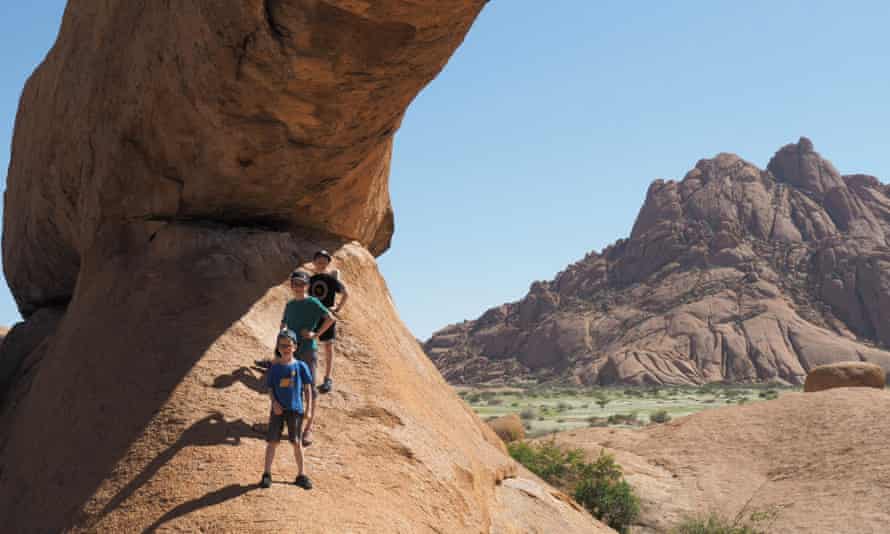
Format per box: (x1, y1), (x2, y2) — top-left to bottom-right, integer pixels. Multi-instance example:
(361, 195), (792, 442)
(0, 224), (344, 531)
(142, 483), (257, 533)
(101, 412), (261, 517)
(213, 365), (268, 395)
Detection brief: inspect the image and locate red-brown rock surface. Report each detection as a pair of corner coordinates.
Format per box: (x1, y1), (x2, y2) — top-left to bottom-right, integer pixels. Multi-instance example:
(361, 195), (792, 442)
(0, 2), (610, 532)
(550, 388), (890, 533)
(803, 361), (886, 392)
(428, 139), (890, 385)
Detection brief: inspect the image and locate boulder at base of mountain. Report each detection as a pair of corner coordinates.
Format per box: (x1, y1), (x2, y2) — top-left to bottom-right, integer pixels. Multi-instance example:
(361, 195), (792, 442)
(803, 361), (886, 392)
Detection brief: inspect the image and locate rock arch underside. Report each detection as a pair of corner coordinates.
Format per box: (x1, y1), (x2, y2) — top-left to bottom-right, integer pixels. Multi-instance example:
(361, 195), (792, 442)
(0, 2), (610, 532)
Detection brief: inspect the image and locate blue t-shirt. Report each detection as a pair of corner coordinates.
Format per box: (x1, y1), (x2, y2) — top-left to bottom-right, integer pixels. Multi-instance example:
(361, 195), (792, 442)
(281, 297), (330, 353)
(266, 359), (313, 414)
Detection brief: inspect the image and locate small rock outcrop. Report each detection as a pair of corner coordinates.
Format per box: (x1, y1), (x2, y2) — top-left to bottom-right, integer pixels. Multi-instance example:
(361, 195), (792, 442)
(427, 139), (890, 385)
(803, 361), (886, 392)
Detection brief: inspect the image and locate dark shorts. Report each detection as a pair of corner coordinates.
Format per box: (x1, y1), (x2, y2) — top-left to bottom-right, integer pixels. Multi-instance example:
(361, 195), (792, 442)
(298, 350), (318, 388)
(267, 409), (303, 443)
(318, 323), (336, 342)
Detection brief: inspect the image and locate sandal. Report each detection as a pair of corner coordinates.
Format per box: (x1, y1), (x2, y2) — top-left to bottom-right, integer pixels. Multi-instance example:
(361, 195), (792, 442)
(318, 377), (333, 394)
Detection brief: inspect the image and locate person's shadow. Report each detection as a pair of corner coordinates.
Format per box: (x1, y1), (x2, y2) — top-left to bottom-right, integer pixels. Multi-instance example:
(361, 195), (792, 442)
(212, 365), (268, 395)
(100, 412), (261, 518)
(142, 483), (257, 533)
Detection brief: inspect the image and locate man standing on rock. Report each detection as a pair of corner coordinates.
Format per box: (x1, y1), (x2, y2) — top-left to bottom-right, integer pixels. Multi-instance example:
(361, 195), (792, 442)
(301, 250), (349, 395)
(281, 270), (336, 446)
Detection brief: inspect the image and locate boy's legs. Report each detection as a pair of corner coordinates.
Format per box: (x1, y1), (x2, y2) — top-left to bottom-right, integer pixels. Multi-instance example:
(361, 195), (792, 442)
(262, 410), (285, 486)
(285, 411), (312, 489)
(297, 350), (318, 444)
(319, 340), (334, 392)
(317, 323), (336, 393)
(263, 442), (278, 475)
(285, 412), (305, 475)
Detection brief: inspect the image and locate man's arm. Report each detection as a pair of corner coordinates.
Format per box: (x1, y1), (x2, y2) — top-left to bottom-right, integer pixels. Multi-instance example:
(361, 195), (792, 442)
(270, 389), (282, 415)
(314, 313), (335, 337)
(302, 383), (313, 418)
(332, 282), (349, 313)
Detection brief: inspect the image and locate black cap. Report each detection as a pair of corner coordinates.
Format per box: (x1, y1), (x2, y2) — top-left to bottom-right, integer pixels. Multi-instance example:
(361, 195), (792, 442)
(314, 250), (333, 261)
(290, 271), (310, 284)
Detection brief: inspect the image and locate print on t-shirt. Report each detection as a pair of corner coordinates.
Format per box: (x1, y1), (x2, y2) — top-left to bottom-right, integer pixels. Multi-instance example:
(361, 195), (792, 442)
(309, 273), (343, 308)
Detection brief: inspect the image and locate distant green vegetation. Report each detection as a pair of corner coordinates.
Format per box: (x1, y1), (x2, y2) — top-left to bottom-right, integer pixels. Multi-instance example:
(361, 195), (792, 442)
(458, 383), (798, 437)
(508, 440), (639, 533)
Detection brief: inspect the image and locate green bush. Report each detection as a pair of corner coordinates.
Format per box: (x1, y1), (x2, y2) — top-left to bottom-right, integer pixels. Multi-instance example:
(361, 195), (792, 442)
(758, 389), (779, 400)
(520, 407), (537, 421)
(506, 440), (584, 486)
(556, 401), (571, 412)
(671, 514), (760, 534)
(670, 507), (779, 534)
(650, 410), (672, 424)
(607, 412), (639, 426)
(588, 416), (608, 427)
(507, 442), (640, 533)
(575, 477), (639, 534)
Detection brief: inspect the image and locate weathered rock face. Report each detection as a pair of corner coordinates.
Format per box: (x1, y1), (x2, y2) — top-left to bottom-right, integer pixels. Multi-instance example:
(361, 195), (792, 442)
(803, 361), (886, 392)
(552, 388), (890, 533)
(428, 139), (890, 385)
(3, 0), (487, 316)
(0, 2), (610, 532)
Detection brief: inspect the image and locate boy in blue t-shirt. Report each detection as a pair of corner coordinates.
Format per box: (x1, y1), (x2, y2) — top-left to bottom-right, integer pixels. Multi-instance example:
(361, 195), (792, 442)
(260, 329), (314, 490)
(280, 270), (335, 446)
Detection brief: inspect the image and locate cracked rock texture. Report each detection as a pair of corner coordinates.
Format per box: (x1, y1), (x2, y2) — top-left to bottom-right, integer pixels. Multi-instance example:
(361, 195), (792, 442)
(427, 139), (890, 385)
(0, 1), (610, 532)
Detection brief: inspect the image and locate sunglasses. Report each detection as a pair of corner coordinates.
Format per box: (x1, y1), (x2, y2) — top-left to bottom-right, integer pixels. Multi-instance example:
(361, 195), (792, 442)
(277, 342), (295, 349)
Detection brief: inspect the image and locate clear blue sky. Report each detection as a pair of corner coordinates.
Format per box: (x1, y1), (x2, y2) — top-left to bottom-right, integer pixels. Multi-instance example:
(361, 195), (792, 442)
(2, 2), (889, 339)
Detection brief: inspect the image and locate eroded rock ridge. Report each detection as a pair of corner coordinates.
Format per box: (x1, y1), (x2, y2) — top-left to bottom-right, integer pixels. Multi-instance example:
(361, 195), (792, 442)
(428, 139), (890, 385)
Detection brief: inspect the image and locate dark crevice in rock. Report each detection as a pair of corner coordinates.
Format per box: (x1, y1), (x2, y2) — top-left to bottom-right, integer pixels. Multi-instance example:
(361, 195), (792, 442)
(135, 214), (291, 233)
(263, 0), (289, 41)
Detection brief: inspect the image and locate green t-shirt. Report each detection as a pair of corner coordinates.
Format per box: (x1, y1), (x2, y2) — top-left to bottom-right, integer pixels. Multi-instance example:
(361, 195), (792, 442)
(282, 297), (330, 353)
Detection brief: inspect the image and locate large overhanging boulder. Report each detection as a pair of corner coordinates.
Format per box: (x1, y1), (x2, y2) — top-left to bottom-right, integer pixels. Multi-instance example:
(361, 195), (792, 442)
(3, 0), (486, 316)
(0, 2), (611, 532)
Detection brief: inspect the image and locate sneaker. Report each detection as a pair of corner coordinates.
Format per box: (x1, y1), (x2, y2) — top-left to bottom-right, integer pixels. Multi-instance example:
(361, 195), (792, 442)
(294, 474), (313, 490)
(302, 428), (314, 447)
(260, 473), (272, 489)
(318, 377), (333, 394)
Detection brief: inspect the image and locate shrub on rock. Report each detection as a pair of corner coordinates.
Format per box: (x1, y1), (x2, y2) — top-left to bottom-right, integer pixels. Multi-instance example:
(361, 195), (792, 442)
(487, 413), (525, 443)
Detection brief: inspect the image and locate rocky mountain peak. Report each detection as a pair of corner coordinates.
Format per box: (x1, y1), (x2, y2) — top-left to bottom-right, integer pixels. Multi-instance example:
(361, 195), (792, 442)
(427, 139), (890, 386)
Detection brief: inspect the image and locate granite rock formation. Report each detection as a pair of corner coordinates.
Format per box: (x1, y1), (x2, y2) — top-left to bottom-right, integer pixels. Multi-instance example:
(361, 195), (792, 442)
(0, 2), (610, 532)
(803, 361), (886, 392)
(428, 139), (890, 385)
